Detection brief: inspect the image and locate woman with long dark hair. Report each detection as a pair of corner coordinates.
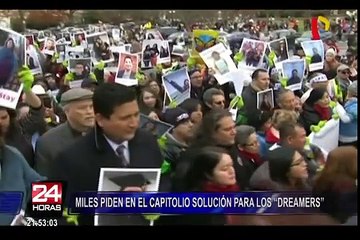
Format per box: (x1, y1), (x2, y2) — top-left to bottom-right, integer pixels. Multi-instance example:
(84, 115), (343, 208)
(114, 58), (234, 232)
(138, 87), (163, 120)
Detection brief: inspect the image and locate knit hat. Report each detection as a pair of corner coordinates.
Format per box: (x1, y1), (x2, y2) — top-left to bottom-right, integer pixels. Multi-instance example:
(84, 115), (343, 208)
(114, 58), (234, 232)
(325, 48), (336, 56)
(305, 87), (327, 106)
(308, 73), (328, 86)
(162, 107), (190, 127)
(31, 84), (46, 95)
(337, 64), (350, 72)
(268, 146), (296, 184)
(348, 80), (357, 97)
(188, 68), (201, 77)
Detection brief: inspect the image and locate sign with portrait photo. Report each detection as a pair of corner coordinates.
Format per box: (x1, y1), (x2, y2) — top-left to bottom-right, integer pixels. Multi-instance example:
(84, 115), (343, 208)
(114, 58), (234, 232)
(200, 43), (238, 85)
(0, 27), (25, 109)
(115, 52), (138, 86)
(95, 168), (161, 226)
(162, 68), (191, 105)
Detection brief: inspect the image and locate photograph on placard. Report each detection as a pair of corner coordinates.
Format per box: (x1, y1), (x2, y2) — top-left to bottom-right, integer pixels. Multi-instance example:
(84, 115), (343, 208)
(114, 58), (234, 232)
(257, 88), (274, 111)
(26, 46), (42, 75)
(106, 45), (130, 73)
(25, 35), (34, 46)
(115, 53), (138, 86)
(42, 37), (56, 56)
(238, 38), (266, 71)
(37, 31), (45, 41)
(56, 43), (67, 63)
(282, 59), (306, 91)
(141, 39), (170, 68)
(124, 44), (132, 53)
(112, 28), (121, 42)
(199, 43), (237, 85)
(269, 37), (289, 63)
(0, 27), (25, 109)
(56, 37), (67, 45)
(62, 32), (72, 43)
(145, 29), (164, 40)
(72, 31), (86, 47)
(68, 58), (92, 73)
(65, 46), (87, 60)
(162, 68), (191, 105)
(68, 58), (92, 89)
(95, 168), (161, 226)
(86, 32), (114, 64)
(301, 40), (324, 72)
(140, 113), (173, 138)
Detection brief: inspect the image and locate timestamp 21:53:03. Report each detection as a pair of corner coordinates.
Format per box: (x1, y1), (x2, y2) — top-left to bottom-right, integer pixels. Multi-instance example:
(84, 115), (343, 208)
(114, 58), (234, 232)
(26, 218), (58, 226)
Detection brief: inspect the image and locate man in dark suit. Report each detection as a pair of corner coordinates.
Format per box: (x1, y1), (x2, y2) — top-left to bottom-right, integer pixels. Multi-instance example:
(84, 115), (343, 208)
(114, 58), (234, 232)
(117, 55), (136, 79)
(51, 83), (164, 225)
(34, 88), (94, 177)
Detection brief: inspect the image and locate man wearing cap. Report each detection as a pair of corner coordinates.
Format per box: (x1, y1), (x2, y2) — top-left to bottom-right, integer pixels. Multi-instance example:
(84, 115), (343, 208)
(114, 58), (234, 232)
(51, 83), (163, 225)
(161, 107), (194, 176)
(329, 64), (353, 103)
(34, 88), (94, 177)
(44, 73), (59, 98)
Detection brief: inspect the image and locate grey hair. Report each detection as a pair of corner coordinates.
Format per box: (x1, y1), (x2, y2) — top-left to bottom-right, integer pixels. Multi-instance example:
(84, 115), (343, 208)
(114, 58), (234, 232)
(235, 125), (256, 146)
(276, 88), (294, 105)
(203, 88), (224, 104)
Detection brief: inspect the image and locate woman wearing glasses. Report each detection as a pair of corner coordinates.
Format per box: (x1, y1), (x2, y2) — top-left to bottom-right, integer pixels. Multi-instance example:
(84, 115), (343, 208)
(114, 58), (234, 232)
(227, 146), (339, 225)
(235, 125), (264, 190)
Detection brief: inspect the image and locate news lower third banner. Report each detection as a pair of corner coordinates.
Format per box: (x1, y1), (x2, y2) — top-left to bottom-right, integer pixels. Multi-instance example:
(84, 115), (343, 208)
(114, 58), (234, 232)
(68, 192), (325, 215)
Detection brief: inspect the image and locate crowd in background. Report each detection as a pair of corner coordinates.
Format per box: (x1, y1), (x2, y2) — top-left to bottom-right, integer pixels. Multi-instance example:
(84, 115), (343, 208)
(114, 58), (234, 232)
(0, 12), (357, 226)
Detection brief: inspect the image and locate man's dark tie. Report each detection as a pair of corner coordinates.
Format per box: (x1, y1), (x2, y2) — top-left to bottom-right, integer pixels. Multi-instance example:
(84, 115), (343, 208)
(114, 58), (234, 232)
(116, 145), (129, 168)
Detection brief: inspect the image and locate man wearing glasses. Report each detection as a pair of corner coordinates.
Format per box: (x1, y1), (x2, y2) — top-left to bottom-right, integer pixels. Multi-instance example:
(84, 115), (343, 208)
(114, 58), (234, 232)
(333, 64), (353, 103)
(202, 88), (226, 115)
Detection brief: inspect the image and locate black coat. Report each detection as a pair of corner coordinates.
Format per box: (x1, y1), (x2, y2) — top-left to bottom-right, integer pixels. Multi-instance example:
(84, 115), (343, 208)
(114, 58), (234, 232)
(299, 104), (331, 135)
(51, 126), (164, 225)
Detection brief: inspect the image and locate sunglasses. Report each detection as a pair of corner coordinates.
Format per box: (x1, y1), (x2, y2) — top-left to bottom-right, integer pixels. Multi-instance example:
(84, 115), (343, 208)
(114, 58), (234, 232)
(341, 71), (350, 74)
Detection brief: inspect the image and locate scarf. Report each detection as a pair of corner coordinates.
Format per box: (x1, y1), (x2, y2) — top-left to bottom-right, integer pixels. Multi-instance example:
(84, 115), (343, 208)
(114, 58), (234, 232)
(202, 181), (240, 225)
(238, 149), (263, 166)
(203, 181), (240, 192)
(265, 127), (280, 144)
(250, 82), (263, 92)
(313, 103), (331, 120)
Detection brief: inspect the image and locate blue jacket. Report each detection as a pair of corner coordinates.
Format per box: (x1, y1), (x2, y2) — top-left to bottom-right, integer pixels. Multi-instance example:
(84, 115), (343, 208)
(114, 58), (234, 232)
(339, 98), (358, 142)
(256, 132), (268, 159)
(0, 145), (44, 225)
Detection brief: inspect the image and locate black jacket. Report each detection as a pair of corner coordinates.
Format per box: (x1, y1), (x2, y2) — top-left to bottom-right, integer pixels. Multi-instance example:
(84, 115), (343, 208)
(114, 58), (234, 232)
(50, 126), (164, 225)
(299, 104), (331, 135)
(6, 106), (46, 167)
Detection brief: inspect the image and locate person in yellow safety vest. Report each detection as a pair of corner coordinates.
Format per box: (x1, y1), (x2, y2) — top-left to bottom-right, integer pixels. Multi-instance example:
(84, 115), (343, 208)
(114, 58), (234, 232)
(328, 64), (353, 104)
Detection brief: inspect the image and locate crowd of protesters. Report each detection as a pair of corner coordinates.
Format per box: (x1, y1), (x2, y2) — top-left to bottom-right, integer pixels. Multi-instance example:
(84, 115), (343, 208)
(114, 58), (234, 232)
(0, 13), (357, 226)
